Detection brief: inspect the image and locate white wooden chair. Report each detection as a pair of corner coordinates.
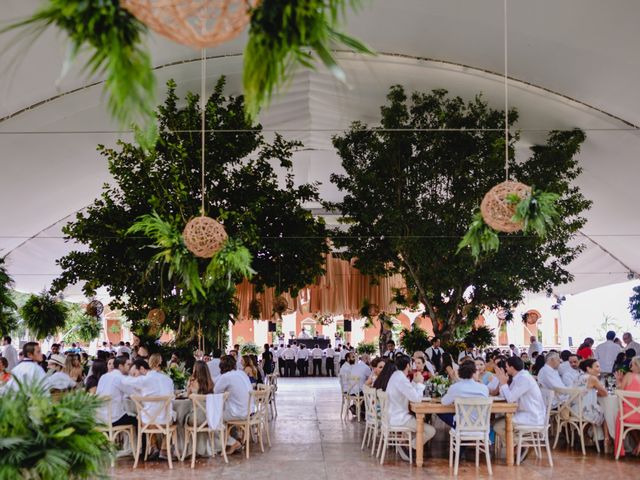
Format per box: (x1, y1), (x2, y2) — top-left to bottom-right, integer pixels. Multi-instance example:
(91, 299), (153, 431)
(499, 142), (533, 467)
(552, 386), (599, 455)
(225, 389), (269, 459)
(377, 390), (413, 465)
(96, 395), (136, 466)
(342, 375), (364, 420)
(339, 372), (351, 419)
(255, 384), (273, 446)
(514, 390), (554, 466)
(265, 373), (278, 418)
(361, 385), (379, 454)
(180, 393), (229, 468)
(449, 397), (493, 476)
(615, 390), (640, 460)
(130, 395), (177, 469)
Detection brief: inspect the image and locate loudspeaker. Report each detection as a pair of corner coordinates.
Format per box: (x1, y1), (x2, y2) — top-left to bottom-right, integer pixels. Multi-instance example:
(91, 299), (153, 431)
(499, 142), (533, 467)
(344, 320), (352, 332)
(268, 321), (277, 332)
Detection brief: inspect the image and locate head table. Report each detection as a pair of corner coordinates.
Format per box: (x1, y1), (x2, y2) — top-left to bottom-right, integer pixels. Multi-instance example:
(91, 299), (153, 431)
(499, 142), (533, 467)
(410, 398), (518, 467)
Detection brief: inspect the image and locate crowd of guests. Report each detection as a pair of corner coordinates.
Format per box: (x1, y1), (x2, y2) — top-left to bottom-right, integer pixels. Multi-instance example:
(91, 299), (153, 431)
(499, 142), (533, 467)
(0, 337), (279, 458)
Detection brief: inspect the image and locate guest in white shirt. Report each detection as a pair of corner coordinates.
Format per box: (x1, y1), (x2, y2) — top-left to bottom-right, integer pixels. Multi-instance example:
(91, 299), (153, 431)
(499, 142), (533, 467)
(2, 336), (19, 371)
(324, 346), (336, 377)
(95, 356), (138, 427)
(509, 344), (520, 357)
(310, 344), (324, 376)
(595, 331), (623, 374)
(214, 355), (254, 454)
(536, 352), (566, 406)
(125, 354), (175, 425)
(339, 352), (355, 393)
(7, 342), (46, 390)
(45, 354), (77, 391)
(207, 349), (222, 381)
(385, 356), (436, 461)
(494, 356), (546, 443)
(622, 332), (640, 356)
(349, 354), (372, 395)
(562, 354), (581, 387)
(339, 346), (349, 367)
(527, 336), (544, 358)
(440, 360), (489, 426)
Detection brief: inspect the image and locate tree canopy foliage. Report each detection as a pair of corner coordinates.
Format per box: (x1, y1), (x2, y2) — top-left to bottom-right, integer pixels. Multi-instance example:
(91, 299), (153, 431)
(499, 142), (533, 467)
(330, 85), (590, 339)
(53, 77), (328, 346)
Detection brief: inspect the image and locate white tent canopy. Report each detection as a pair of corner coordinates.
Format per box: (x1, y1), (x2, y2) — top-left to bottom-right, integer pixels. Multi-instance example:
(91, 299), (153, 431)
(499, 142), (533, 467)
(1, 0), (638, 298)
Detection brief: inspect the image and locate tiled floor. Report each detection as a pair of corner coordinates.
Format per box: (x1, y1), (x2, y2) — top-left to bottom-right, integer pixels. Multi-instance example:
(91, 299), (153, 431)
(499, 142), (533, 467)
(111, 377), (640, 479)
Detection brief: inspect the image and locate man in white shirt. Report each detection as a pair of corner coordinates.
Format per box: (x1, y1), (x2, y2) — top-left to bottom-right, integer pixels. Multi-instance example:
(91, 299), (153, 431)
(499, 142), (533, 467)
(559, 353), (580, 387)
(296, 344), (310, 377)
(385, 356), (436, 461)
(7, 342), (45, 389)
(339, 346), (348, 368)
(214, 355), (254, 454)
(124, 354), (175, 425)
(207, 349), (222, 381)
(44, 354), (77, 391)
(425, 337), (445, 372)
(2, 336), (18, 371)
(349, 354), (372, 395)
(441, 360), (489, 427)
(96, 356), (138, 427)
(310, 344), (324, 376)
(281, 344), (296, 377)
(536, 352), (565, 406)
(324, 346), (336, 377)
(595, 330), (623, 374)
(623, 332), (640, 356)
(494, 356), (546, 444)
(527, 336), (544, 358)
(339, 352), (355, 392)
(509, 344), (520, 357)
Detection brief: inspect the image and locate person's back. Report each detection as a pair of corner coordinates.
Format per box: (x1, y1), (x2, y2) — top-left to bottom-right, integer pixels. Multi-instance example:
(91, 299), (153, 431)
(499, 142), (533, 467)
(136, 370), (175, 424)
(207, 357), (221, 380)
(214, 369), (252, 418)
(595, 332), (622, 373)
(350, 358), (372, 392)
(386, 370), (420, 426)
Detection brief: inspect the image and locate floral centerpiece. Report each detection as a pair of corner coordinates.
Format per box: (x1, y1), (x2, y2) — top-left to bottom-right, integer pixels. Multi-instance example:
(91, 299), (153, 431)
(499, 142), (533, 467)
(165, 364), (189, 390)
(425, 374), (451, 398)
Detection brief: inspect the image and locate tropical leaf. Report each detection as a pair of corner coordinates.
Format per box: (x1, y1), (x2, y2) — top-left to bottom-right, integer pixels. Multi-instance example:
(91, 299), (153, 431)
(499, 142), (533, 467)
(456, 211), (500, 261)
(511, 188), (561, 237)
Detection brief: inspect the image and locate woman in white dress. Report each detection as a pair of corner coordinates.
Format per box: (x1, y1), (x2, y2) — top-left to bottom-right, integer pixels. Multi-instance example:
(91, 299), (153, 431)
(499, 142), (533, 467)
(573, 358), (607, 443)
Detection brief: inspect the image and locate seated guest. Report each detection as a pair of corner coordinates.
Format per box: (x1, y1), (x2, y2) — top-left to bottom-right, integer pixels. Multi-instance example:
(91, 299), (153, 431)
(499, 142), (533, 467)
(440, 360), (489, 426)
(63, 354), (84, 384)
(365, 357), (385, 387)
(613, 352), (627, 373)
(214, 355), (254, 455)
(624, 349), (637, 370)
(537, 352), (565, 405)
(187, 360), (215, 396)
(484, 353), (497, 373)
(0, 357), (10, 384)
(242, 355), (258, 384)
(475, 358), (499, 394)
(560, 353), (580, 386)
(349, 354), (372, 395)
(530, 353), (546, 376)
(408, 355), (432, 382)
(372, 362), (398, 391)
(207, 349), (222, 381)
(96, 356), (138, 427)
(385, 356), (436, 461)
(8, 342), (45, 389)
(494, 356), (546, 445)
(557, 350), (573, 378)
(412, 351), (436, 375)
(574, 359), (606, 441)
(614, 356), (640, 456)
(441, 353), (459, 382)
(45, 354), (77, 391)
(339, 352), (356, 391)
(85, 360), (108, 394)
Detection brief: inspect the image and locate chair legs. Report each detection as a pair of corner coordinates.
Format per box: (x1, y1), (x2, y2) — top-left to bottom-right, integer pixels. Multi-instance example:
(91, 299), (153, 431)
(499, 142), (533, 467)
(133, 431), (143, 469)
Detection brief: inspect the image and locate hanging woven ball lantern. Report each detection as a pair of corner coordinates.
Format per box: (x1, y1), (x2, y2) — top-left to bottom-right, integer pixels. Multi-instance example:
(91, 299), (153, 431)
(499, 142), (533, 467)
(183, 216), (228, 258)
(86, 299), (104, 318)
(273, 296), (289, 317)
(480, 180), (531, 233)
(147, 308), (166, 325)
(248, 298), (262, 320)
(120, 0), (258, 50)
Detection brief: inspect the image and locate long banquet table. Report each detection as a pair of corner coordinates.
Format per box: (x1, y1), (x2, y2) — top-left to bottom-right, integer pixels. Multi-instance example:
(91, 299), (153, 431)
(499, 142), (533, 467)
(410, 399), (518, 467)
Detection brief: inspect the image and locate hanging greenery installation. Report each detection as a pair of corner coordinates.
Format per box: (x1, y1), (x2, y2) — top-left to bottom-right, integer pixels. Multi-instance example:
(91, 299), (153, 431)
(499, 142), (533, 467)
(20, 292), (68, 340)
(0, 257), (19, 336)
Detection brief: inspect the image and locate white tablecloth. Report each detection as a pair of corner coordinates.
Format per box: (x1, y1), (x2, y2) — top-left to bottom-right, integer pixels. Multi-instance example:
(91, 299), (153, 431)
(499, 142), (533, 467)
(598, 395), (618, 438)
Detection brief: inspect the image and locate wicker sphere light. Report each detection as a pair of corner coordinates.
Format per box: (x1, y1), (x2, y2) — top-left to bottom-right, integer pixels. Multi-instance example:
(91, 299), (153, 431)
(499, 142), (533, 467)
(120, 0), (258, 50)
(183, 216), (228, 258)
(480, 180), (532, 233)
(86, 299), (104, 318)
(147, 308), (166, 325)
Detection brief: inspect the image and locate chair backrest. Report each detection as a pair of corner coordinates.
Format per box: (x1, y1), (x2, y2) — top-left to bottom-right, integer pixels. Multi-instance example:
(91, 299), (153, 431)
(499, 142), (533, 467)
(250, 388), (270, 418)
(347, 374), (361, 395)
(542, 390), (555, 429)
(553, 386), (586, 420)
(453, 397), (492, 433)
(362, 385), (378, 423)
(266, 373), (278, 391)
(190, 392), (229, 432)
(97, 394), (113, 432)
(376, 389), (389, 427)
(616, 390), (640, 425)
(130, 395), (174, 430)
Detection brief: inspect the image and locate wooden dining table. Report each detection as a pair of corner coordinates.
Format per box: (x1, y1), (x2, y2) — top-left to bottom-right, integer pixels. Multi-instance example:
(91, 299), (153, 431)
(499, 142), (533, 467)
(410, 398), (519, 467)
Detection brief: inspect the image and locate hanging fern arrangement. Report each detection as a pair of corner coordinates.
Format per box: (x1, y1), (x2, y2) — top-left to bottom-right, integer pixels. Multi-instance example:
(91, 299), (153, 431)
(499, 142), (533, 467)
(243, 0), (373, 118)
(399, 323), (430, 354)
(630, 285), (640, 324)
(20, 292), (68, 340)
(0, 257), (19, 336)
(76, 315), (102, 343)
(457, 188), (561, 260)
(463, 325), (495, 349)
(0, 380), (113, 479)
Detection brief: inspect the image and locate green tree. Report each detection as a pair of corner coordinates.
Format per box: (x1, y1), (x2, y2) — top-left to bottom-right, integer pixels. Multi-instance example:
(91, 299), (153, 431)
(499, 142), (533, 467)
(53, 77), (328, 348)
(330, 85), (590, 341)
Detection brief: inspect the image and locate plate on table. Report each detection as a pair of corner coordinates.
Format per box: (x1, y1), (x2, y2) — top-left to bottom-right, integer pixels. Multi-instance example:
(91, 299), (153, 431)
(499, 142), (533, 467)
(491, 396), (506, 402)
